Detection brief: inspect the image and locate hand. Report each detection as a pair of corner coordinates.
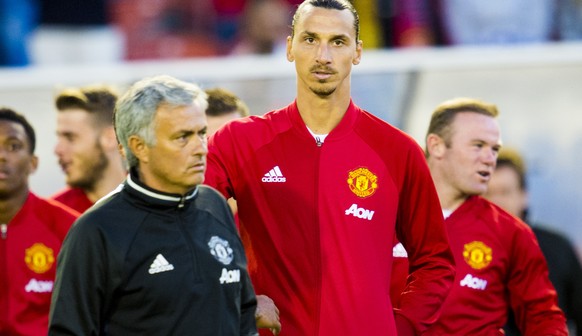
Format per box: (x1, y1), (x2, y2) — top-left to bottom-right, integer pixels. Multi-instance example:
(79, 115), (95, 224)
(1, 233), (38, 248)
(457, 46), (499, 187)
(255, 295), (281, 335)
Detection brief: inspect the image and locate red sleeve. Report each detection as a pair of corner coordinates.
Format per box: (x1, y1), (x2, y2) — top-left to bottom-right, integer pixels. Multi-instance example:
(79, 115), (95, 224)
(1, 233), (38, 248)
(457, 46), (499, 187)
(507, 222), (568, 335)
(390, 235), (409, 308)
(393, 144), (456, 333)
(206, 126), (236, 200)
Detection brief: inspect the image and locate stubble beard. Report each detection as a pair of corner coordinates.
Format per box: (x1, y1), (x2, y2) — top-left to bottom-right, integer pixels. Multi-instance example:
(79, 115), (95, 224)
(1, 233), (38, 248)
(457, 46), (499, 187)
(68, 143), (109, 193)
(310, 82), (336, 98)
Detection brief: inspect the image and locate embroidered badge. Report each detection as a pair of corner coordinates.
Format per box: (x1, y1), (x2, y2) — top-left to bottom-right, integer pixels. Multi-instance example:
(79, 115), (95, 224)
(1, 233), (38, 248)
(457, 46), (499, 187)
(347, 167), (378, 198)
(208, 236), (234, 265)
(463, 241), (492, 270)
(25, 243), (55, 274)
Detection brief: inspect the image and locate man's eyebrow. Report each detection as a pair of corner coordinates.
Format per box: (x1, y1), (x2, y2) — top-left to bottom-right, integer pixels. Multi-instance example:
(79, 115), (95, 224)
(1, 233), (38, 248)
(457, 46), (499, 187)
(302, 31), (350, 40)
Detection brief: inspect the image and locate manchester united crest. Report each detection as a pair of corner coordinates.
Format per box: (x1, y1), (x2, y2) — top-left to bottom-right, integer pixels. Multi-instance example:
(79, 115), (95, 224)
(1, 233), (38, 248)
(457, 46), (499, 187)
(463, 241), (492, 270)
(208, 236), (234, 265)
(347, 167), (378, 198)
(25, 243), (55, 274)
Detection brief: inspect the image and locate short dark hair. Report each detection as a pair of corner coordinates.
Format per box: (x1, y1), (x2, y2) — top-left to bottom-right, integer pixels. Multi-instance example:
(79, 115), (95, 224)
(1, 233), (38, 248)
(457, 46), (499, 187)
(0, 107), (36, 154)
(55, 85), (118, 128)
(291, 0), (360, 42)
(205, 88), (250, 117)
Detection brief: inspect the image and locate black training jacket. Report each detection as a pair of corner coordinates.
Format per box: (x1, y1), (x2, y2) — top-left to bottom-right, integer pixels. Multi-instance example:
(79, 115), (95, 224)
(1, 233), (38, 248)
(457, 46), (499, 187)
(49, 171), (258, 335)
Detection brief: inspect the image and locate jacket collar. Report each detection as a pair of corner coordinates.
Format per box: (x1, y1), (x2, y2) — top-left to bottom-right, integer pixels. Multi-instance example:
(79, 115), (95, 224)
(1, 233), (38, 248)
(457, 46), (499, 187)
(287, 99), (360, 141)
(124, 168), (198, 209)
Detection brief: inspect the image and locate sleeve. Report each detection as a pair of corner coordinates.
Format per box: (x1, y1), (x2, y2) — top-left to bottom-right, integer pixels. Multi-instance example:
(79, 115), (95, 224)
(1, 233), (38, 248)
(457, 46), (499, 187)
(393, 145), (456, 334)
(239, 268), (259, 336)
(206, 128), (236, 200)
(232, 222), (258, 336)
(507, 224), (568, 336)
(49, 217), (111, 335)
(564, 241), (582, 336)
(216, 190), (258, 336)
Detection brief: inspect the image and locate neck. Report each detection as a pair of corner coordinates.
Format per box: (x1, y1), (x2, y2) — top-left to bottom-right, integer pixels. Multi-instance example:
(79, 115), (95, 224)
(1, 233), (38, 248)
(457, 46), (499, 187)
(0, 188), (29, 224)
(295, 83), (351, 134)
(434, 177), (470, 213)
(85, 156), (126, 203)
(429, 160), (468, 213)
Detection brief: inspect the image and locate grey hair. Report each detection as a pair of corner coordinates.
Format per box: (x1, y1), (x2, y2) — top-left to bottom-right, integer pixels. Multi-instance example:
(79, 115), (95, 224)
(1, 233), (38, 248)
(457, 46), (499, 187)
(114, 75), (208, 168)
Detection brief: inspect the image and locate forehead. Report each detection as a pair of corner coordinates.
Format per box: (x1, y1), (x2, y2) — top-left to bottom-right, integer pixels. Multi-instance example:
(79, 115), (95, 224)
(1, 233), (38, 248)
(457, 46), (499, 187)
(450, 112), (500, 138)
(155, 104), (206, 128)
(0, 120), (27, 139)
(0, 119), (31, 151)
(294, 5), (356, 38)
(57, 109), (94, 126)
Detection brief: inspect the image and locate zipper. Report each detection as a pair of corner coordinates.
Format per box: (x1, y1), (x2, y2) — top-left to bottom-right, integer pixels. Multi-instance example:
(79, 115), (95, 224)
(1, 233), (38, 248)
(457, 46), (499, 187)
(315, 136), (323, 147)
(1, 224), (6, 239)
(178, 196), (186, 209)
(176, 211), (201, 282)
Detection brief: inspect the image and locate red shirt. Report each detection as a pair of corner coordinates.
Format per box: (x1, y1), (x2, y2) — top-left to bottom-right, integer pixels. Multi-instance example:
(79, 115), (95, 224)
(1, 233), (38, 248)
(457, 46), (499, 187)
(417, 196), (566, 335)
(0, 193), (78, 335)
(206, 100), (455, 335)
(51, 187), (93, 213)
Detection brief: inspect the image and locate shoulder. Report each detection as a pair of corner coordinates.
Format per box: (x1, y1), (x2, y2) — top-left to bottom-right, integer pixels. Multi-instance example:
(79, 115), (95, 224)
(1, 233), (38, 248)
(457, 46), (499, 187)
(197, 184), (227, 202)
(51, 187), (85, 202)
(476, 197), (536, 239)
(29, 193), (79, 223)
(210, 106), (292, 144)
(24, 193), (79, 239)
(195, 185), (230, 213)
(355, 108), (424, 154)
(50, 187), (92, 213)
(73, 190), (132, 231)
(194, 185), (235, 228)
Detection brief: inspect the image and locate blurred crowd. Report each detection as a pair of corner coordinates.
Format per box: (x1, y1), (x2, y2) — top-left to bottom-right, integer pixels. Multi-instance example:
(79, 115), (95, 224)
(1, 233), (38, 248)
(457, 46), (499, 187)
(2, 0), (582, 66)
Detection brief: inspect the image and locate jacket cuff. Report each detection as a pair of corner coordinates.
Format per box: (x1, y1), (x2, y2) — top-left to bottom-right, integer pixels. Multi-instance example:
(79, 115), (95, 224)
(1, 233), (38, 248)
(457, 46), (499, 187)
(395, 314), (416, 336)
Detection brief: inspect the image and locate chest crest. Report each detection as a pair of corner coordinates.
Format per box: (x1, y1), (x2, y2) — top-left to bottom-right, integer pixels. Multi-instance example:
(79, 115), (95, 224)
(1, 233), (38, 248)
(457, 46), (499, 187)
(463, 241), (492, 270)
(347, 167), (378, 198)
(25, 243), (55, 274)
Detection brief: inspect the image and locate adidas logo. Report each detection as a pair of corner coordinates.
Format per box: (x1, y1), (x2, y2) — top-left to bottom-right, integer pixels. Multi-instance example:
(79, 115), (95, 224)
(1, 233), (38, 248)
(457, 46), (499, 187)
(262, 166), (286, 183)
(148, 254), (175, 274)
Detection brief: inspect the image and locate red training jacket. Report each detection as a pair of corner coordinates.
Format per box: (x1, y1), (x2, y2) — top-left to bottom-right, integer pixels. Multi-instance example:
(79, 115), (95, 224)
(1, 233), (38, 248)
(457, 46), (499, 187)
(0, 192), (78, 335)
(206, 100), (455, 335)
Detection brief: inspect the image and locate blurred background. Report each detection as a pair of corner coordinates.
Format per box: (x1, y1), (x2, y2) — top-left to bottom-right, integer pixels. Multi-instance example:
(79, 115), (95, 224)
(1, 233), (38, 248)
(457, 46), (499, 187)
(1, 0), (582, 256)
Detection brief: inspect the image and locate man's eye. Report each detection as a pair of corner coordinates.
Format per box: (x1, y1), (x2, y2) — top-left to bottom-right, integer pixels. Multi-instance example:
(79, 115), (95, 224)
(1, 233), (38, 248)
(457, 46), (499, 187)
(8, 143), (23, 152)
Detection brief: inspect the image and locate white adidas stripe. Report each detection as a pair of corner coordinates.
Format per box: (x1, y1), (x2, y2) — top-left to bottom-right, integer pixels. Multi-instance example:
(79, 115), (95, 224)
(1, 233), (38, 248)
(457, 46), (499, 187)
(262, 166), (286, 182)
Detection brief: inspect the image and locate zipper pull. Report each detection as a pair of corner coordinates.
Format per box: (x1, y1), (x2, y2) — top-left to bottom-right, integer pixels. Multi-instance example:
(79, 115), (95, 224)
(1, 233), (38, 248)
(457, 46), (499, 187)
(315, 136), (323, 147)
(1, 224), (6, 239)
(178, 197), (185, 209)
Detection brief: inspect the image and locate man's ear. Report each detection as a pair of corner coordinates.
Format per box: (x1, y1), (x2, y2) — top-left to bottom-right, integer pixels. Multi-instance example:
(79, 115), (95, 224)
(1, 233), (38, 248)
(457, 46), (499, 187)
(28, 154), (39, 175)
(128, 135), (149, 164)
(352, 40), (363, 65)
(426, 133), (446, 159)
(286, 36), (294, 62)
